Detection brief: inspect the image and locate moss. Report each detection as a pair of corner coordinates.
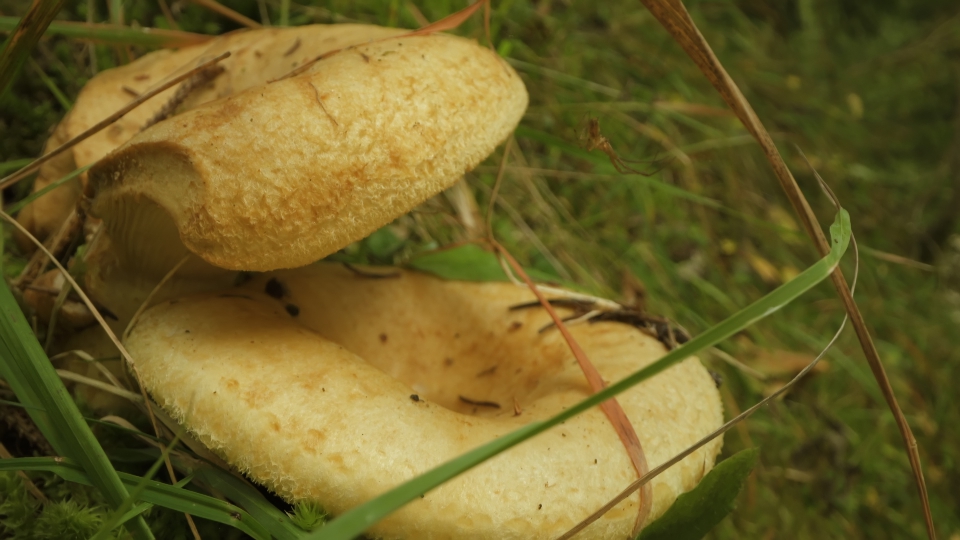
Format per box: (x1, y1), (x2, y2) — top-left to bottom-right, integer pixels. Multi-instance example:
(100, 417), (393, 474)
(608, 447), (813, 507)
(289, 500), (327, 531)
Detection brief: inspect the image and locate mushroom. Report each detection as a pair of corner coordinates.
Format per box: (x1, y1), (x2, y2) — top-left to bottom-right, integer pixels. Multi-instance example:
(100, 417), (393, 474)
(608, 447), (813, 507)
(126, 264), (723, 539)
(64, 24), (722, 539)
(85, 27), (526, 323)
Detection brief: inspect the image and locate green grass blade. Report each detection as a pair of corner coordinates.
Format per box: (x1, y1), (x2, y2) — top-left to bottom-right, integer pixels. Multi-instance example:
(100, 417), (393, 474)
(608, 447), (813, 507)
(91, 429), (185, 540)
(0, 281), (154, 539)
(315, 208), (851, 539)
(514, 125), (724, 208)
(279, 0), (290, 27)
(0, 0), (65, 99)
(0, 158), (32, 175)
(0, 457), (273, 540)
(194, 465), (307, 540)
(5, 164), (91, 215)
(113, 476), (193, 531)
(29, 57), (71, 110)
(0, 17), (212, 48)
(114, 502), (155, 531)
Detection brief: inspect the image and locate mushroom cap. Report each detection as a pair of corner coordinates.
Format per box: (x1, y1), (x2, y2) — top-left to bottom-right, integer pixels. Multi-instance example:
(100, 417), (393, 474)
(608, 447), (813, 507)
(89, 31), (527, 277)
(71, 25), (410, 171)
(19, 24), (409, 247)
(126, 264), (724, 539)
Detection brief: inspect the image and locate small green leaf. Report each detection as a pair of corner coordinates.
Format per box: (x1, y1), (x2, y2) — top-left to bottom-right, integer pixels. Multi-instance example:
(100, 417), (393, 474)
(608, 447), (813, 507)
(406, 243), (558, 283)
(364, 227), (405, 260)
(637, 448), (759, 540)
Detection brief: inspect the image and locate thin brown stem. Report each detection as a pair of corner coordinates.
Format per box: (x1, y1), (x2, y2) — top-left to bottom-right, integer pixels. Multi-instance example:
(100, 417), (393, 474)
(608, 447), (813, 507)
(637, 1), (934, 537)
(490, 240), (652, 533)
(485, 137), (513, 239)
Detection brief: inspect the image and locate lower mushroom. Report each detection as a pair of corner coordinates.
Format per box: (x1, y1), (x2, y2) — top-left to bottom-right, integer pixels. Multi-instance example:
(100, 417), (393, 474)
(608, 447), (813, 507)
(126, 263), (723, 539)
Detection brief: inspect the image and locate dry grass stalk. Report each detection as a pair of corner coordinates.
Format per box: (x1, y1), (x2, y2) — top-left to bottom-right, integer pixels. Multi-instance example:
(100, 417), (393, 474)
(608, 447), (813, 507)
(14, 208), (83, 288)
(141, 64), (225, 130)
(491, 240), (653, 533)
(636, 1), (935, 537)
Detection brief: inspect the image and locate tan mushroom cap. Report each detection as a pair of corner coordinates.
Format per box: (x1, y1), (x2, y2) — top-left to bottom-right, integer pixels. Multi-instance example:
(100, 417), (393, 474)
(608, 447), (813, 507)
(89, 31), (527, 277)
(17, 24), (410, 247)
(70, 24), (410, 172)
(126, 264), (724, 540)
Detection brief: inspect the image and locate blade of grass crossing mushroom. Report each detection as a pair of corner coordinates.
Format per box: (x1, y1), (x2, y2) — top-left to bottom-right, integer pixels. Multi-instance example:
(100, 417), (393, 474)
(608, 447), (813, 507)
(0, 458), (272, 539)
(636, 2), (934, 536)
(560, 186), (861, 539)
(491, 239), (652, 532)
(0, 52), (231, 190)
(0, 18), (212, 48)
(90, 426), (187, 540)
(193, 465), (308, 540)
(0, 0), (65, 99)
(314, 208), (850, 540)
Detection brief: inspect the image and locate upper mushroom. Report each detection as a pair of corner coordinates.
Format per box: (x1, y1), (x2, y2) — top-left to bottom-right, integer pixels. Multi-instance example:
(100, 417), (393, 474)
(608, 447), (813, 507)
(88, 31), (527, 280)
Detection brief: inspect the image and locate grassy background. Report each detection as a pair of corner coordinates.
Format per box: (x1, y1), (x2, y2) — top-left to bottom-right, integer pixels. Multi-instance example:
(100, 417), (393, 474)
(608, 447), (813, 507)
(2, 0), (959, 538)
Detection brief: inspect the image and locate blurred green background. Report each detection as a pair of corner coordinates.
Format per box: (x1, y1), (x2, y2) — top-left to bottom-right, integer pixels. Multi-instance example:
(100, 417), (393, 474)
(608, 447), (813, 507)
(2, 0), (959, 538)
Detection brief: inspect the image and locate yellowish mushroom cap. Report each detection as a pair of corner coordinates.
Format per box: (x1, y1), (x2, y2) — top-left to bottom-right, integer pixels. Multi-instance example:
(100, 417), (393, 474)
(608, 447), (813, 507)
(89, 31), (527, 277)
(126, 264), (724, 540)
